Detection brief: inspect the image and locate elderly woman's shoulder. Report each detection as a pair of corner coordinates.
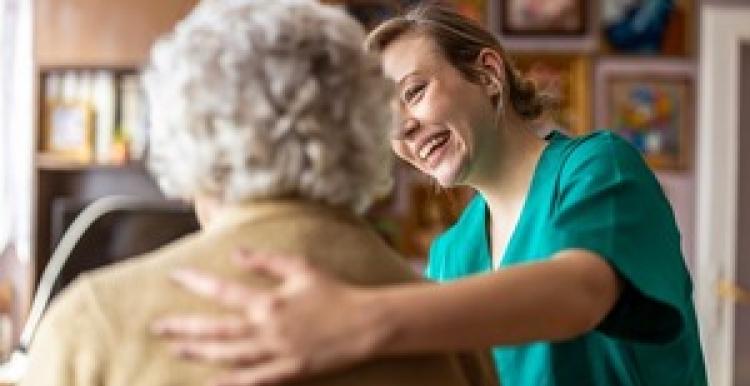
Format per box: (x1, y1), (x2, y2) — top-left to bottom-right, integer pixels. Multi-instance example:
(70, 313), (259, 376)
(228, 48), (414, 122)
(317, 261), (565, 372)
(58, 231), (205, 308)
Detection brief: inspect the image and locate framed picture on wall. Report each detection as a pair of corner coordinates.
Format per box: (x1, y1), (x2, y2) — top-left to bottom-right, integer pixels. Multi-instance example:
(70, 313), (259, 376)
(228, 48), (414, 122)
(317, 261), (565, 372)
(596, 60), (695, 170)
(343, 0), (487, 29)
(502, 0), (588, 36)
(512, 53), (591, 136)
(601, 0), (694, 56)
(42, 102), (95, 161)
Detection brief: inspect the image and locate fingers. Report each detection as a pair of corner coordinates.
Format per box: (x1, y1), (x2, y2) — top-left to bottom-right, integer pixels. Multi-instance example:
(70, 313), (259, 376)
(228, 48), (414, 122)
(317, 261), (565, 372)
(170, 269), (261, 309)
(213, 358), (306, 386)
(151, 315), (252, 340)
(232, 250), (313, 281)
(171, 339), (273, 367)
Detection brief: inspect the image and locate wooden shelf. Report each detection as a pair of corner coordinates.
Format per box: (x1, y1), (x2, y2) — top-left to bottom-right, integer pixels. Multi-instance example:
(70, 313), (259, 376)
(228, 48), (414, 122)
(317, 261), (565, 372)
(35, 154), (144, 172)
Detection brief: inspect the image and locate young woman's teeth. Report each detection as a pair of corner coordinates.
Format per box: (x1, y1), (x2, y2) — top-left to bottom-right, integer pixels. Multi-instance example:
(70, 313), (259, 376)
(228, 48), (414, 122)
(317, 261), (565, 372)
(419, 136), (442, 160)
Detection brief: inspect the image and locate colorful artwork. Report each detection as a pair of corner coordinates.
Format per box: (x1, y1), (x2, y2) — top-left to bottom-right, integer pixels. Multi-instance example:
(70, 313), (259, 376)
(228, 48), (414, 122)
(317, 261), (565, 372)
(607, 76), (691, 168)
(512, 54), (591, 136)
(596, 60), (695, 170)
(602, 0), (693, 55)
(502, 0), (587, 35)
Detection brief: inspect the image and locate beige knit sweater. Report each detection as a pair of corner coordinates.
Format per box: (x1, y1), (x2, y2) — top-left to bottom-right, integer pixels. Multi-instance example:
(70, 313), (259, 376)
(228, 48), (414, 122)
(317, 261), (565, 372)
(21, 201), (497, 386)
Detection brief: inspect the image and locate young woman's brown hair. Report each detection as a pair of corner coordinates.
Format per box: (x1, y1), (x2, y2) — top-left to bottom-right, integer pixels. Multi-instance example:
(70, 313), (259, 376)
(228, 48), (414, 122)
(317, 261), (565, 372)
(366, 3), (552, 121)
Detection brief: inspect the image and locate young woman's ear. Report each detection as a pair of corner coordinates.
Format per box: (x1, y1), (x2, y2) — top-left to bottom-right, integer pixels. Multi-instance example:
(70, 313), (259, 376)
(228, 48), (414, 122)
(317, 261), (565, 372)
(476, 48), (505, 97)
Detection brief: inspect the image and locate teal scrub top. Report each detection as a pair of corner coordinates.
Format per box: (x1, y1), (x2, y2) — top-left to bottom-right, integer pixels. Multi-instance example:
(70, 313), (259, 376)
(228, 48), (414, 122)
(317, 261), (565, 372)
(426, 131), (708, 386)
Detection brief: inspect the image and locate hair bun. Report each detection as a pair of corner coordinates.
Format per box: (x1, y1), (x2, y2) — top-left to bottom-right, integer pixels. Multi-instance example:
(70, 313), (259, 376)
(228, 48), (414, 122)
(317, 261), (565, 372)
(506, 68), (548, 121)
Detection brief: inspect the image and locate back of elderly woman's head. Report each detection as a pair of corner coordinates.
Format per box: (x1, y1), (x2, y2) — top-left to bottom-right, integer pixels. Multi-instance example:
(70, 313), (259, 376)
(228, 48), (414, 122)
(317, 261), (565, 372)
(144, 0), (393, 213)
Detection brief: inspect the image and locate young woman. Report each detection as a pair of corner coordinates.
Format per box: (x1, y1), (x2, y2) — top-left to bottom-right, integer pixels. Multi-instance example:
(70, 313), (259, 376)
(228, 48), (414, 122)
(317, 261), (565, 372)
(153, 4), (708, 386)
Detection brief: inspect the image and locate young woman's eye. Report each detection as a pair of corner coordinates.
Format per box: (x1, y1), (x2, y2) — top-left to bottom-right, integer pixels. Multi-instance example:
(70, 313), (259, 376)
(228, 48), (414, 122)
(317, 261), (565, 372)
(403, 84), (426, 103)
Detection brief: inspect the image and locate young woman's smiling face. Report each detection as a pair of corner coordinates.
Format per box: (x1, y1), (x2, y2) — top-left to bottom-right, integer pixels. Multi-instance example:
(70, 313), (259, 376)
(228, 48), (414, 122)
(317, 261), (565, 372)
(381, 34), (499, 187)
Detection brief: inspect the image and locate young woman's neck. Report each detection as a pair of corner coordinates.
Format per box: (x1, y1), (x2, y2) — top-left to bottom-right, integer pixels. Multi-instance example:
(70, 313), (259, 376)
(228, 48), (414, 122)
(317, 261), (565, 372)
(469, 113), (547, 215)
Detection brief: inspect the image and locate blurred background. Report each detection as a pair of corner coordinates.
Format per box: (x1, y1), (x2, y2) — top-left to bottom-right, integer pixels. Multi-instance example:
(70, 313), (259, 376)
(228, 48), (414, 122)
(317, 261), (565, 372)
(0, 0), (749, 385)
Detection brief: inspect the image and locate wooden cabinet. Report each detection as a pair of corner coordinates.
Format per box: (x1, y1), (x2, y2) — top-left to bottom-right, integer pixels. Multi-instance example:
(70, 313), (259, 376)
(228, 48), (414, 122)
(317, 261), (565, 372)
(35, 0), (198, 66)
(32, 0), (198, 286)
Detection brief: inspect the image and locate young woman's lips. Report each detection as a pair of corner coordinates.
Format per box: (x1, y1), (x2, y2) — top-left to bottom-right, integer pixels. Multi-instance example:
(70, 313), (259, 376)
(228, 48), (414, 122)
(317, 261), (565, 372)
(417, 131), (451, 168)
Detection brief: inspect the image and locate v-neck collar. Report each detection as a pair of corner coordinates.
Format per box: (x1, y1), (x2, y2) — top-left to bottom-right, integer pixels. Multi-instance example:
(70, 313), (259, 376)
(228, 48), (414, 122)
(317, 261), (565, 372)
(480, 131), (566, 269)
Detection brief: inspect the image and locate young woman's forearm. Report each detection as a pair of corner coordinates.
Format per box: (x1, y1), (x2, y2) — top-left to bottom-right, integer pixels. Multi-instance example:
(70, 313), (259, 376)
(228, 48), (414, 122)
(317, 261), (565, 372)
(364, 249), (622, 355)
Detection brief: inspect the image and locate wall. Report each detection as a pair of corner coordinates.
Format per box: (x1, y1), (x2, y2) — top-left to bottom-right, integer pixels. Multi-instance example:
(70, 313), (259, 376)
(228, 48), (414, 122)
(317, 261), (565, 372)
(734, 39), (750, 386)
(660, 0), (750, 273)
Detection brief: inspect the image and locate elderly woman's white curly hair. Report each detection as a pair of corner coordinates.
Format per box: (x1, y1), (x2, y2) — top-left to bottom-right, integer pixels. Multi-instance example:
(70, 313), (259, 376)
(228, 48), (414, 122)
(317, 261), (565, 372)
(144, 0), (394, 213)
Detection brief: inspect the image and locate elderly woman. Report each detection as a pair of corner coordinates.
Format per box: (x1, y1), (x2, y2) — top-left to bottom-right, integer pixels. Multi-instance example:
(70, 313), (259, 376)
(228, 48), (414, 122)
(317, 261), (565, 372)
(20, 1), (497, 385)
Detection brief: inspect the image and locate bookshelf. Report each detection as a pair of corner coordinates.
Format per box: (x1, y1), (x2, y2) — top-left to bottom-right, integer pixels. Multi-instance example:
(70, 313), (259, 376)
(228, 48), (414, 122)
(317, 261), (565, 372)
(31, 0), (199, 287)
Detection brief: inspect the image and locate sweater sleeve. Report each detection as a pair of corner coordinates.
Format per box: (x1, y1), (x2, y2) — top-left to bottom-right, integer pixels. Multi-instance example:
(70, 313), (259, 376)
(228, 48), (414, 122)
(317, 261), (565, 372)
(20, 278), (112, 386)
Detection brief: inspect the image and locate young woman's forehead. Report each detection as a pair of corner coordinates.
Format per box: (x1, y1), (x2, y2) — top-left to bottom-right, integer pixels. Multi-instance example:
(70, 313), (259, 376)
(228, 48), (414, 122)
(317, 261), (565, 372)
(381, 35), (445, 82)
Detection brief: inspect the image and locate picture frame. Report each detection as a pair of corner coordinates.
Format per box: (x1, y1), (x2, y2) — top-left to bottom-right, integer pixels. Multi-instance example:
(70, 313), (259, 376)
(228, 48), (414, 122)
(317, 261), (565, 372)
(492, 1), (598, 53)
(511, 53), (592, 136)
(600, 0), (695, 56)
(42, 101), (95, 161)
(595, 59), (695, 170)
(501, 0), (589, 36)
(342, 0), (487, 30)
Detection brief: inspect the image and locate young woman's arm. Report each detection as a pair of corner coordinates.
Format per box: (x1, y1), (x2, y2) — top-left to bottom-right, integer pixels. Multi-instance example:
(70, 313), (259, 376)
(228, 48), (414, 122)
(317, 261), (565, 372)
(375, 248), (622, 352)
(154, 249), (622, 386)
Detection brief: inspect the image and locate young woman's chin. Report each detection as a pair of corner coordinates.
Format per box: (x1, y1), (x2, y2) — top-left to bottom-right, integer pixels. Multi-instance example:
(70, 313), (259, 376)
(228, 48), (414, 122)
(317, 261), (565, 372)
(426, 137), (472, 187)
(430, 158), (469, 187)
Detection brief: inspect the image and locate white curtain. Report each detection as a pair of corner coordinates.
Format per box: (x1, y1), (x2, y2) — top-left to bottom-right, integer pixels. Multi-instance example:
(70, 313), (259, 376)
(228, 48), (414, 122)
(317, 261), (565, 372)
(0, 0), (33, 263)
